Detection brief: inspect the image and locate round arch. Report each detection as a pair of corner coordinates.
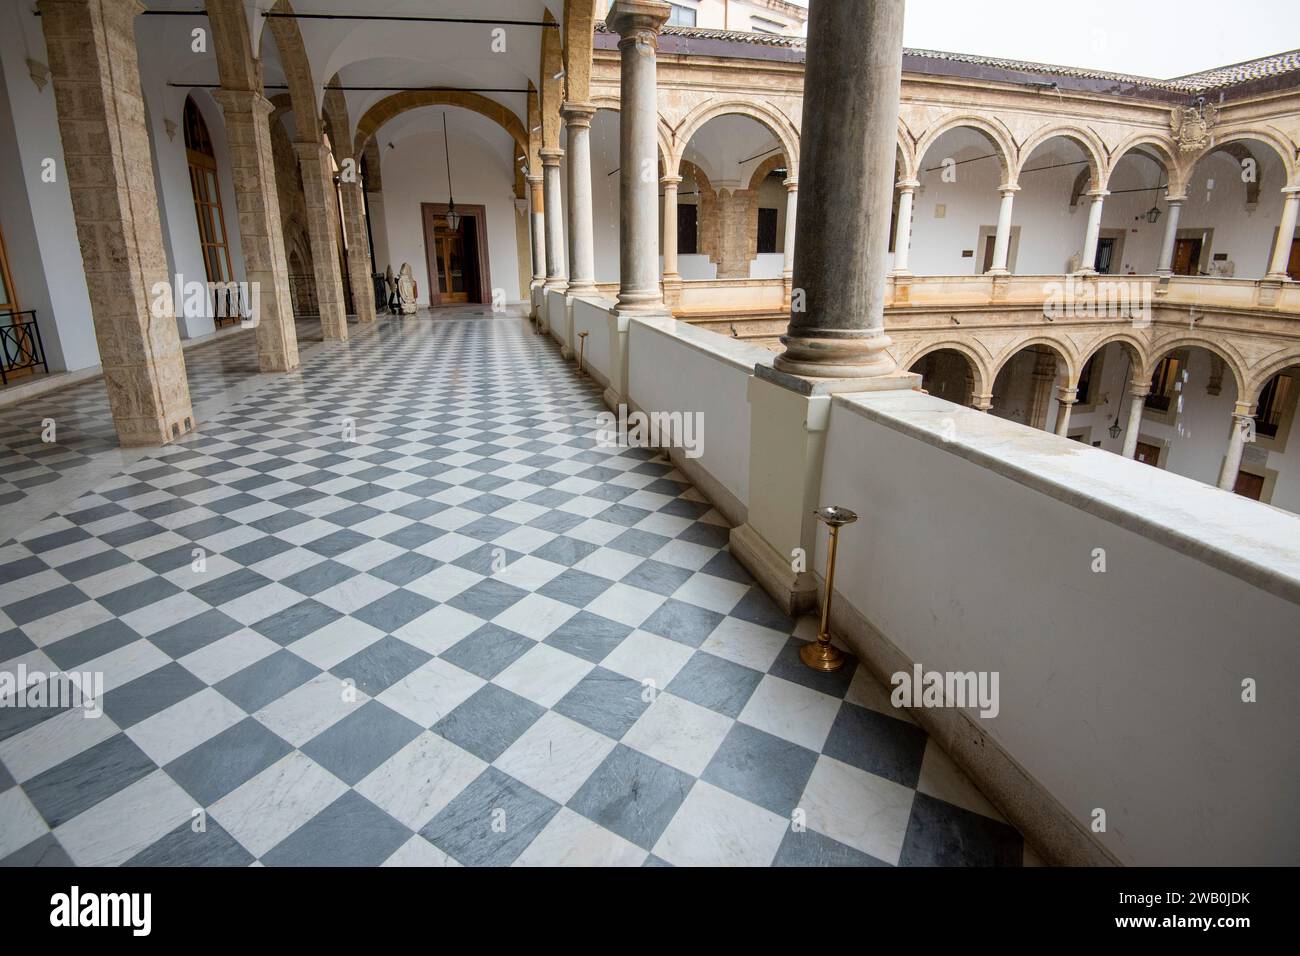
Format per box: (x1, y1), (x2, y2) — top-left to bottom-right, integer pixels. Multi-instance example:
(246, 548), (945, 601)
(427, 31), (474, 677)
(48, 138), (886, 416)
(1014, 124), (1106, 188)
(670, 99), (800, 180)
(1078, 331), (1151, 380)
(1245, 351), (1300, 403)
(354, 90), (528, 162)
(1142, 336), (1249, 400)
(913, 114), (1016, 183)
(1104, 133), (1182, 196)
(903, 340), (992, 398)
(1183, 127), (1299, 190)
(992, 337), (1079, 386)
(747, 153), (789, 192)
(896, 119), (918, 182)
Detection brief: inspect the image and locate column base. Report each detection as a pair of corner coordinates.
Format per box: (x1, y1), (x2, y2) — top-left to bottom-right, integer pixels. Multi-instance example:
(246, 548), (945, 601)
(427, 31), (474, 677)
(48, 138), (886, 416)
(729, 522), (819, 617)
(985, 267), (1010, 277)
(773, 328), (896, 380)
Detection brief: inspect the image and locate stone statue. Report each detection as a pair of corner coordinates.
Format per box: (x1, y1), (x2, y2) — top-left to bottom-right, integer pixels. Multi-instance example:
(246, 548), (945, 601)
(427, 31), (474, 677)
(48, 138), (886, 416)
(397, 263), (418, 315)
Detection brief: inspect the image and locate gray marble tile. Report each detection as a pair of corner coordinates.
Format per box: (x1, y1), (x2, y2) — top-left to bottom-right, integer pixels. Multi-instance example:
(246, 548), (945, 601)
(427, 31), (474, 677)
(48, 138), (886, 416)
(420, 767), (558, 866)
(567, 745), (694, 850)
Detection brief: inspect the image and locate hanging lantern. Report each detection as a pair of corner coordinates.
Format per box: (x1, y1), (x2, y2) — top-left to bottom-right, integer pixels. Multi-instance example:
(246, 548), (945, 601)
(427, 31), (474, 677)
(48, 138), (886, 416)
(442, 112), (461, 232)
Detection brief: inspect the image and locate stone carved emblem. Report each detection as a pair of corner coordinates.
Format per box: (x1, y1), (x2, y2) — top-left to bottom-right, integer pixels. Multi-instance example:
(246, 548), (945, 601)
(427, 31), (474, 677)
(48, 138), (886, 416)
(1170, 103), (1218, 153)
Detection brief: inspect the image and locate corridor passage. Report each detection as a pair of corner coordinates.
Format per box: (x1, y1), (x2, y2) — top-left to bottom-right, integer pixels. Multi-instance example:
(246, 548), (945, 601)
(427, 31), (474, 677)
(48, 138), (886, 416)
(0, 309), (1026, 867)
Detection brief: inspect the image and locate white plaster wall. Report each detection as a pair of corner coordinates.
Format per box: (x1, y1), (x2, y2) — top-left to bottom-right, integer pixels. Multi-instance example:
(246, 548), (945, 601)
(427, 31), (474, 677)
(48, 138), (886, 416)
(0, 26), (96, 372)
(380, 132), (521, 305)
(572, 298), (613, 384)
(626, 318), (762, 514)
(819, 391), (1300, 865)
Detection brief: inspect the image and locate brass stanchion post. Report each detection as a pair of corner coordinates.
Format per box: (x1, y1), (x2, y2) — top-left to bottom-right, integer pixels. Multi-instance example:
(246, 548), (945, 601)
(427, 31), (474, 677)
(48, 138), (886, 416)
(801, 505), (858, 672)
(577, 331), (588, 376)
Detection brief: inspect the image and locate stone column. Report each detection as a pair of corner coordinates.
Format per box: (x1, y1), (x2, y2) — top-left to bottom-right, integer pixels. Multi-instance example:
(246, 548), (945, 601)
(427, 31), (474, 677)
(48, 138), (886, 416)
(1217, 403), (1257, 491)
(213, 90), (299, 370)
(339, 180), (377, 324)
(774, 0), (904, 377)
(1155, 197), (1184, 275)
(528, 175), (547, 285)
(39, 0), (194, 446)
(563, 103), (598, 296)
(1054, 386), (1077, 437)
(294, 141), (349, 340)
(1266, 186), (1300, 279)
(987, 184), (1018, 275)
(1121, 381), (1150, 458)
(540, 148), (568, 292)
(891, 179), (917, 275)
(1079, 189), (1108, 274)
(609, 1), (671, 316)
(661, 175), (681, 281)
(782, 177), (798, 298)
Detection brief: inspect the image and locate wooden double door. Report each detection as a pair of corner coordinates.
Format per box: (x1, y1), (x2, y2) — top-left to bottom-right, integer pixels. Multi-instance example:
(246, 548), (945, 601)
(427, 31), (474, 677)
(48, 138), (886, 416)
(421, 203), (491, 306)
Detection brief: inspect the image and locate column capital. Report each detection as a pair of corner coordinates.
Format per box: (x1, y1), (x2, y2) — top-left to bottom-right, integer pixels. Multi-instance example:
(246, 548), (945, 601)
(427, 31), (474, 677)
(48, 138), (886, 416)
(1128, 380), (1152, 398)
(998, 183), (1021, 195)
(526, 173), (544, 186)
(1232, 401), (1258, 419)
(562, 102), (597, 126)
(1055, 386), (1078, 405)
(1164, 192), (1187, 205)
(1282, 185), (1300, 196)
(1086, 188), (1110, 200)
(539, 147), (564, 167)
(608, 0), (671, 42)
(783, 177), (799, 190)
(660, 175), (682, 188)
(895, 178), (920, 192)
(211, 87), (275, 118)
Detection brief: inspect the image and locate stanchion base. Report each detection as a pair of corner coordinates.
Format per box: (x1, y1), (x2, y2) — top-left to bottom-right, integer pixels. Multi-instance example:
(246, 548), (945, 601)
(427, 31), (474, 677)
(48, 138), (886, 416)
(800, 639), (845, 672)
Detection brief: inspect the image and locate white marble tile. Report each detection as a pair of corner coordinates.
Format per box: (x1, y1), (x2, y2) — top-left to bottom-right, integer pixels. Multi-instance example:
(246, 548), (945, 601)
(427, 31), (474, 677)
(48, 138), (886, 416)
(356, 731), (486, 830)
(254, 673), (367, 747)
(514, 807), (647, 867)
(248, 547), (322, 581)
(490, 592), (576, 641)
(23, 600), (114, 648)
(738, 675), (841, 752)
(653, 780), (787, 867)
(699, 617), (789, 672)
(402, 564), (481, 603)
(845, 665), (916, 723)
(492, 555), (566, 591)
(178, 630), (280, 685)
(286, 617), (385, 670)
(382, 835), (460, 867)
(570, 547), (644, 581)
(0, 570), (68, 607)
(600, 629), (695, 689)
(0, 786), (48, 858)
(210, 751), (349, 858)
(565, 518), (625, 546)
(126, 687), (245, 766)
(222, 583), (303, 626)
(671, 572), (749, 614)
(414, 531), (481, 562)
(55, 769), (195, 867)
(493, 711), (616, 804)
(650, 538), (715, 572)
(584, 582), (664, 628)
(916, 738), (1005, 821)
(75, 561), (156, 600)
(120, 590), (210, 636)
(0, 707), (120, 783)
(800, 755), (915, 865)
(377, 657), (484, 727)
(392, 604), (481, 656)
(491, 643), (593, 708)
(81, 639), (171, 694)
(622, 691), (733, 777)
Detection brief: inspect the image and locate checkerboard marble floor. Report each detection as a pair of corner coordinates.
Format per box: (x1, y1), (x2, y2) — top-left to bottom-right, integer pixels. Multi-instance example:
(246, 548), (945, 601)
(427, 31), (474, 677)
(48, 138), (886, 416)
(0, 308), (1030, 867)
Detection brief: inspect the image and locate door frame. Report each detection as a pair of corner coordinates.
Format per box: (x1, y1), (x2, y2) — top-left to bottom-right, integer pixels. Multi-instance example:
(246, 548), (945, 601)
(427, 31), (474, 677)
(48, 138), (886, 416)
(421, 202), (491, 306)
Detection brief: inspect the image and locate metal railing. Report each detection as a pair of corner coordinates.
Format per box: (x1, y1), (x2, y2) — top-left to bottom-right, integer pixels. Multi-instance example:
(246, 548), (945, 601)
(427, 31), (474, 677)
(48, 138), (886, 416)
(0, 310), (50, 386)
